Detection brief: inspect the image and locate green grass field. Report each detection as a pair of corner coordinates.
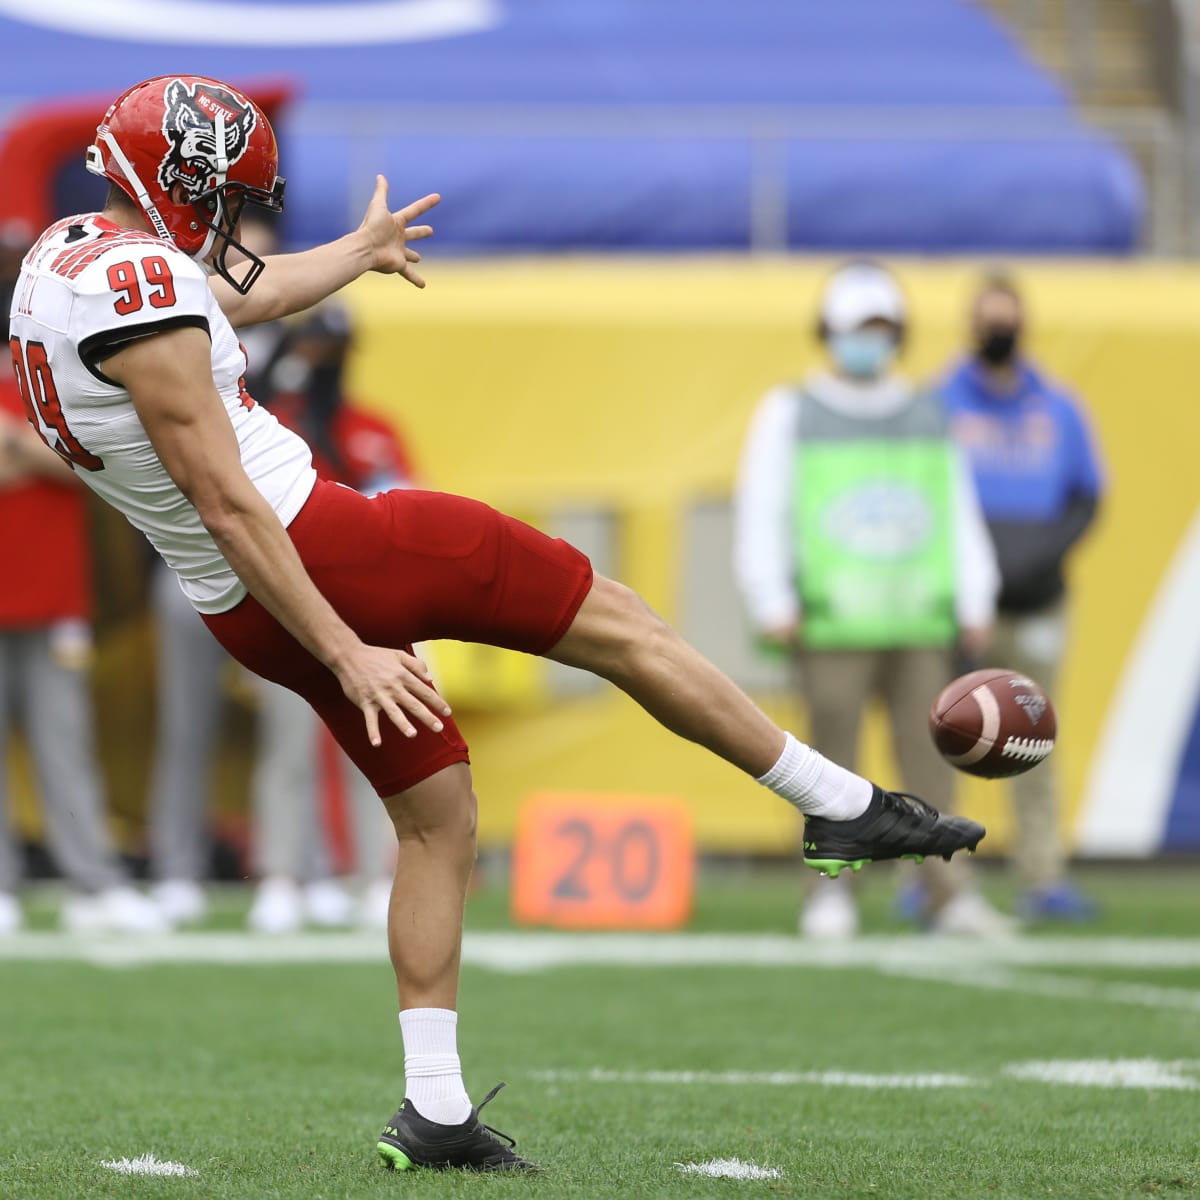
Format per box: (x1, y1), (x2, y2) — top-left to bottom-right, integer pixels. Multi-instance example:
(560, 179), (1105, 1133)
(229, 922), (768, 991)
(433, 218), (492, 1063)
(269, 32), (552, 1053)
(2, 865), (1198, 1200)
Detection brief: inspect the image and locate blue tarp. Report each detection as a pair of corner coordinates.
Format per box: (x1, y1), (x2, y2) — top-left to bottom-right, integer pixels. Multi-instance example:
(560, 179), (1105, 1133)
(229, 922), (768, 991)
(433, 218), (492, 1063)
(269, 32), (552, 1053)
(0, 0), (1143, 252)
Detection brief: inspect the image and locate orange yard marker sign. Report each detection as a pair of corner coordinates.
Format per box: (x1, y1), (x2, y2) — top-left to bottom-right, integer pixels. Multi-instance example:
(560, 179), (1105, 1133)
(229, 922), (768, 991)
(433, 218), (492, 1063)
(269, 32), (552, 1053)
(511, 793), (695, 929)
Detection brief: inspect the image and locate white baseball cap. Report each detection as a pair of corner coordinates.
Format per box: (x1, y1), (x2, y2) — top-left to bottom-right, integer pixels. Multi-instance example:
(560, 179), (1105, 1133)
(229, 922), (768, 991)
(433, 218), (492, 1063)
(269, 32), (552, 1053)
(820, 261), (906, 335)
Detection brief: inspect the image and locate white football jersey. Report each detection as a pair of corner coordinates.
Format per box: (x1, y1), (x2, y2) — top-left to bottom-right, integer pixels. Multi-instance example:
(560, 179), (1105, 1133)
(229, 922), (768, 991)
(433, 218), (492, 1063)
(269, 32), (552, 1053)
(8, 213), (316, 613)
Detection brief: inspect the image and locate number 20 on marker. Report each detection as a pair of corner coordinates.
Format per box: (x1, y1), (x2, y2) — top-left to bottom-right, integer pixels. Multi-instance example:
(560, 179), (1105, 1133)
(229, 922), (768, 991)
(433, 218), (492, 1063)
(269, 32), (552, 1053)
(511, 793), (694, 929)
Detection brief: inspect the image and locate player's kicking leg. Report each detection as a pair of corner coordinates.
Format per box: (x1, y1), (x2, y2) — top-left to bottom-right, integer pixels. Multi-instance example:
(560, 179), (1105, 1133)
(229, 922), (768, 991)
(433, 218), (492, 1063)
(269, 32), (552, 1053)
(546, 575), (985, 876)
(375, 763), (534, 1173)
(373, 573), (983, 1174)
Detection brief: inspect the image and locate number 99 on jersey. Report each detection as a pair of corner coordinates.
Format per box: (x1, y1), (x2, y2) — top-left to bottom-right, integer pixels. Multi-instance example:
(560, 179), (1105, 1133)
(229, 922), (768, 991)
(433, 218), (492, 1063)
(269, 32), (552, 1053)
(511, 794), (695, 929)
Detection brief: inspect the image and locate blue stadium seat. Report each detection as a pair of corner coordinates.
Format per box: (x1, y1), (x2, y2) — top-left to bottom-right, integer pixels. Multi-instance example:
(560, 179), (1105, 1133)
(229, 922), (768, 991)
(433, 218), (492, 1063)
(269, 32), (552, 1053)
(0, 0), (1142, 252)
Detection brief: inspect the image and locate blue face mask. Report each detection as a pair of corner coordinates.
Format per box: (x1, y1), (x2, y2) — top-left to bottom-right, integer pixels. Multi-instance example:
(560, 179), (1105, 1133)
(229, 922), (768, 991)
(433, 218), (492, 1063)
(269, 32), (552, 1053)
(828, 329), (897, 380)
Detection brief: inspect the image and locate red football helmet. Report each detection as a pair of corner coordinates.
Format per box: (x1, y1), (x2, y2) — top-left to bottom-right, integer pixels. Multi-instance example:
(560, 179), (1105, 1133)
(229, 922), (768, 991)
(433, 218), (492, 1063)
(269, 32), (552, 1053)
(86, 75), (286, 292)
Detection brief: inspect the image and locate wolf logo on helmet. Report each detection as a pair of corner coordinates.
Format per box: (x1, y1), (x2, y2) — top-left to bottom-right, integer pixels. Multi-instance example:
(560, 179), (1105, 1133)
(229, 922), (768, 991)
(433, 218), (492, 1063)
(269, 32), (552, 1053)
(158, 79), (257, 202)
(85, 75), (286, 295)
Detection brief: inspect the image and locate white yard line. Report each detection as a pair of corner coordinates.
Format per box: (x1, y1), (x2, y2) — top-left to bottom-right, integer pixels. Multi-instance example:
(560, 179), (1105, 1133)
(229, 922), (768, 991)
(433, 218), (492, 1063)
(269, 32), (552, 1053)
(536, 1067), (976, 1088)
(460, 933), (1200, 973)
(884, 962), (1200, 1012)
(538, 1060), (1200, 1092)
(1003, 1059), (1200, 1090)
(100, 1154), (197, 1177)
(4, 931), (1200, 971)
(676, 1158), (783, 1180)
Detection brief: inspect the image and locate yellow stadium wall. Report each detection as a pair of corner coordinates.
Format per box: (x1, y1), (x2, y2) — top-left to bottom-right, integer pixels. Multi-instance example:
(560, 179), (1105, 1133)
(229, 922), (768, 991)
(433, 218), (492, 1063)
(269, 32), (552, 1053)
(15, 257), (1193, 861)
(335, 257), (1200, 856)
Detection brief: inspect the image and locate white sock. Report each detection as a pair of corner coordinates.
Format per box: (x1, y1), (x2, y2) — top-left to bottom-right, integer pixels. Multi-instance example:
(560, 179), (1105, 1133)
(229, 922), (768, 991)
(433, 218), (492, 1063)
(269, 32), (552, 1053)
(399, 1008), (472, 1125)
(756, 732), (873, 820)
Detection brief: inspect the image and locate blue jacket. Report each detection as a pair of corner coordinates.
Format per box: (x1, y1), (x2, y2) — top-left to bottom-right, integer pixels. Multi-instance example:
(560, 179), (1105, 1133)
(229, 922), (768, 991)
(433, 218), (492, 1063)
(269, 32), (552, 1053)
(939, 359), (1104, 612)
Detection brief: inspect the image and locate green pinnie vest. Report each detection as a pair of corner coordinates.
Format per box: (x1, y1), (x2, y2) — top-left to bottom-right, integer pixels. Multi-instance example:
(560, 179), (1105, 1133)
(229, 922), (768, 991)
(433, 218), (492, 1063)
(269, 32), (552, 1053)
(792, 385), (957, 649)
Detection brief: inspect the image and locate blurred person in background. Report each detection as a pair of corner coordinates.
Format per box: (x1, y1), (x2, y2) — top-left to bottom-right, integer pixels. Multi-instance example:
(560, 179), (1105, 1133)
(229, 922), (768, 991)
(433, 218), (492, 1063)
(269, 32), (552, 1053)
(0, 226), (164, 934)
(146, 206), (292, 928)
(734, 260), (1007, 939)
(245, 300), (414, 934)
(939, 270), (1105, 922)
(149, 220), (398, 933)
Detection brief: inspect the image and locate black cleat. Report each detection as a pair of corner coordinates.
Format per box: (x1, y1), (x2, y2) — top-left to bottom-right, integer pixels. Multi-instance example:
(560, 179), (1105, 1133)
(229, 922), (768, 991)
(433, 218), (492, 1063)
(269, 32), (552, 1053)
(377, 1082), (536, 1172)
(802, 785), (985, 878)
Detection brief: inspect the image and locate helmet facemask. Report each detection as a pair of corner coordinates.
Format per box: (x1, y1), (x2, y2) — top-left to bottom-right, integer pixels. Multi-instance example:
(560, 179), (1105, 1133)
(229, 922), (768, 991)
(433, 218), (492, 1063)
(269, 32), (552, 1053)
(190, 176), (286, 294)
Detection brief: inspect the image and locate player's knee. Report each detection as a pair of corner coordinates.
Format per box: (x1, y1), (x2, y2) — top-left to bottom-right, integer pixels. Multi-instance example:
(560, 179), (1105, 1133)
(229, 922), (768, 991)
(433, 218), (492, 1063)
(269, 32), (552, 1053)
(387, 778), (478, 850)
(445, 792), (479, 872)
(591, 576), (673, 667)
(596, 575), (660, 627)
(459, 789), (479, 847)
(439, 788), (478, 849)
(555, 575), (674, 678)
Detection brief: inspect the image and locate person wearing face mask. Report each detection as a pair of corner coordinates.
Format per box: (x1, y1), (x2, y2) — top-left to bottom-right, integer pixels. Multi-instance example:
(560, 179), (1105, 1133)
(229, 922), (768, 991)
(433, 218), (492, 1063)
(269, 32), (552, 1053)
(733, 260), (1006, 939)
(939, 271), (1104, 922)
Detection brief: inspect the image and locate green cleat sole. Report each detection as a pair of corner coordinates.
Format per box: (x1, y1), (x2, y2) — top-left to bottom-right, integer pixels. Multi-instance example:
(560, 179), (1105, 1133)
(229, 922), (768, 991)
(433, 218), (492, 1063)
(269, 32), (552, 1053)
(901, 853), (925, 864)
(378, 1143), (415, 1171)
(804, 858), (869, 878)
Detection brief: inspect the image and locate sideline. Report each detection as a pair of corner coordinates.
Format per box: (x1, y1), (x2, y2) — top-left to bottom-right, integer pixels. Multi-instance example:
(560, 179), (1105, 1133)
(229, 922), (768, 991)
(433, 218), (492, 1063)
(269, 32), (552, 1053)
(537, 1059), (1200, 1091)
(2, 930), (1200, 971)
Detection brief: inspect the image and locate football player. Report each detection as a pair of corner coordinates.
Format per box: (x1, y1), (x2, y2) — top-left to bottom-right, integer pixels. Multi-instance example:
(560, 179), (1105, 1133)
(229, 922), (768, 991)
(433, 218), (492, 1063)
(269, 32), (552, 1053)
(8, 76), (985, 1172)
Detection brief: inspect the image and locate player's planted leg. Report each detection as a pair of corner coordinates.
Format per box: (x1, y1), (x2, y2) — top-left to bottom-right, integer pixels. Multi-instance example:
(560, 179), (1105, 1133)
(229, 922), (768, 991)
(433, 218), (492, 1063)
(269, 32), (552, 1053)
(378, 1083), (534, 1172)
(376, 764), (534, 1172)
(547, 576), (985, 869)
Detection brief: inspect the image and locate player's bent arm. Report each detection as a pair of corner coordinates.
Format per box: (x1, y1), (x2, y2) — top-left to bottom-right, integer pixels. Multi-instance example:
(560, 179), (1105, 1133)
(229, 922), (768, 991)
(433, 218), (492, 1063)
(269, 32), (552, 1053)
(98, 326), (449, 745)
(212, 177), (440, 327)
(213, 232), (374, 328)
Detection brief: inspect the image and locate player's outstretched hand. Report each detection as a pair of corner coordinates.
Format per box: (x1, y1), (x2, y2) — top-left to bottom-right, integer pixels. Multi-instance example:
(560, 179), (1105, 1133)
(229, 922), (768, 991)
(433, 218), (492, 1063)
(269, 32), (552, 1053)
(334, 643), (452, 747)
(358, 175), (440, 288)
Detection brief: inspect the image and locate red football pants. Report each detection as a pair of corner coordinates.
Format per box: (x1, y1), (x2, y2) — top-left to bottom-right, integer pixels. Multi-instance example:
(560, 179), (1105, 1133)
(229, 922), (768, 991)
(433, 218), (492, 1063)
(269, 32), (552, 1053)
(203, 480), (593, 797)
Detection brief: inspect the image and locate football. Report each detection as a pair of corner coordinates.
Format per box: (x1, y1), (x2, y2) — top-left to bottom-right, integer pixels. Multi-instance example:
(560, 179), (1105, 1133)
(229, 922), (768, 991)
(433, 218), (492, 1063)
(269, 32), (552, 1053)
(929, 668), (1056, 778)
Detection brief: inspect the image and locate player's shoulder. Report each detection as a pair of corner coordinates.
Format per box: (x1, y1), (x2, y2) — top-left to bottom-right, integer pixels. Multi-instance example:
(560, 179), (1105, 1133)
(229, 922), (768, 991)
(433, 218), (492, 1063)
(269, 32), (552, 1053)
(72, 237), (206, 297)
(25, 215), (216, 358)
(33, 214), (205, 293)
